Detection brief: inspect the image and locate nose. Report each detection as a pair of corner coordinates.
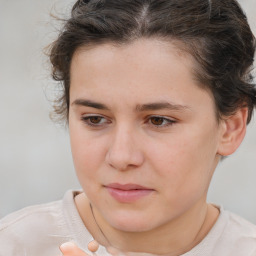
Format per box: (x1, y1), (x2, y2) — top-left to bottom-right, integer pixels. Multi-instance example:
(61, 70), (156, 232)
(106, 126), (144, 171)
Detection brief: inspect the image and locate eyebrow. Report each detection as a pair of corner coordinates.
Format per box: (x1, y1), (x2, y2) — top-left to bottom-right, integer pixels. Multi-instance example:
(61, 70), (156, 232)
(71, 99), (190, 112)
(135, 102), (190, 112)
(71, 99), (110, 110)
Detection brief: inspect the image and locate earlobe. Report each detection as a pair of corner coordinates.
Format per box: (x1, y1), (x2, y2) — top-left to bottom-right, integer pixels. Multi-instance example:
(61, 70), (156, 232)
(217, 108), (248, 156)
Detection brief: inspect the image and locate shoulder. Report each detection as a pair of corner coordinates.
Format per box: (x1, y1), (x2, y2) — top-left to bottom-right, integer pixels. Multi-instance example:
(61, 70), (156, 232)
(226, 211), (256, 235)
(0, 200), (63, 229)
(0, 200), (63, 252)
(217, 209), (256, 255)
(187, 206), (256, 256)
(0, 191), (78, 255)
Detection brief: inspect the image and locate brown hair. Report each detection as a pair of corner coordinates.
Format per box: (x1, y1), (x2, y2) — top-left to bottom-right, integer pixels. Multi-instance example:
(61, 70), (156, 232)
(49, 0), (256, 123)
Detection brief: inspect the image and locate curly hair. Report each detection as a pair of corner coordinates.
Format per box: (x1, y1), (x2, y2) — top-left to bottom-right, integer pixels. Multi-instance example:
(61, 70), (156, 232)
(49, 0), (256, 123)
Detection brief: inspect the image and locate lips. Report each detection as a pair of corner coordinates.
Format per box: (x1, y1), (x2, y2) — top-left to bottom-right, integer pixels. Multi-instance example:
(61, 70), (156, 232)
(106, 183), (151, 190)
(105, 183), (154, 203)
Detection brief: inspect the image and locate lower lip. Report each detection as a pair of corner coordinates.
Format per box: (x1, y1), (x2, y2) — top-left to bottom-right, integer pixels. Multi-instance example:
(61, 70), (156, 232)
(106, 187), (153, 203)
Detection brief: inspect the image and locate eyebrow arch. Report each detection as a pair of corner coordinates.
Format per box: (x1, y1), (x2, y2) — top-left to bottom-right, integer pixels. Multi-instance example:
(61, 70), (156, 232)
(71, 99), (110, 110)
(71, 99), (190, 112)
(136, 102), (190, 112)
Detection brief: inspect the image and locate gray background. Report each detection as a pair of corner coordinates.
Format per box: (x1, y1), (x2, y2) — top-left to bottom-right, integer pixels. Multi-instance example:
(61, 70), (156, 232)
(0, 0), (255, 223)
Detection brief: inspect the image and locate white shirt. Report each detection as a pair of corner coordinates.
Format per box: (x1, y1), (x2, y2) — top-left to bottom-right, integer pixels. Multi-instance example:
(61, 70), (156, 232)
(0, 190), (256, 256)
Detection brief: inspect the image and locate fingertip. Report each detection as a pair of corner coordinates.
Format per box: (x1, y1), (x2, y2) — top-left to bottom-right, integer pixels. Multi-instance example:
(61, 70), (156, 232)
(59, 242), (77, 252)
(60, 242), (89, 256)
(88, 240), (99, 252)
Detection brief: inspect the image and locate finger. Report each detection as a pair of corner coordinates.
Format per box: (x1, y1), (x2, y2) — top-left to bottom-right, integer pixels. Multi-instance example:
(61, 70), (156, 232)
(87, 240), (99, 253)
(59, 242), (91, 256)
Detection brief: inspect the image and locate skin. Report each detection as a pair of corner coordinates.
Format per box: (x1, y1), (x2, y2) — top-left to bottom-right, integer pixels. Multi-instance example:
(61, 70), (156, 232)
(64, 39), (247, 255)
(60, 242), (88, 256)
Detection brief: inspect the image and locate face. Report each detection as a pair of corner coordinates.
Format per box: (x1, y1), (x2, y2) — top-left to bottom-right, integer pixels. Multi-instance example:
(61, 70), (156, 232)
(69, 39), (223, 232)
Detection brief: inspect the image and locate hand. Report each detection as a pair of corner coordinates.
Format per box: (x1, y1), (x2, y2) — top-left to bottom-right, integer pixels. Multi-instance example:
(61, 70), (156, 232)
(60, 242), (91, 256)
(60, 241), (125, 256)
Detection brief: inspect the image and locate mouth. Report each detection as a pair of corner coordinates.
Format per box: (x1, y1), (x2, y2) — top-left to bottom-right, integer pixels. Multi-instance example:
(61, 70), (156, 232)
(104, 183), (154, 203)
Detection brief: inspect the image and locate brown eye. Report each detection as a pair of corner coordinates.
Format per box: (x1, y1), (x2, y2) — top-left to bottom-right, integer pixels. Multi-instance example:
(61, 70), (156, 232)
(148, 116), (176, 128)
(81, 115), (108, 127)
(89, 116), (102, 124)
(150, 117), (164, 125)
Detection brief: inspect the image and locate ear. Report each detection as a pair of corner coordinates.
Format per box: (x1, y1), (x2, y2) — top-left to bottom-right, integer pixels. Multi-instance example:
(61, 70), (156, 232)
(217, 107), (248, 156)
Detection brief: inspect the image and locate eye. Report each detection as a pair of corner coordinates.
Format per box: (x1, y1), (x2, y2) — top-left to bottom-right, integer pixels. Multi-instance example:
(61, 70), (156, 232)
(148, 116), (176, 127)
(81, 115), (109, 127)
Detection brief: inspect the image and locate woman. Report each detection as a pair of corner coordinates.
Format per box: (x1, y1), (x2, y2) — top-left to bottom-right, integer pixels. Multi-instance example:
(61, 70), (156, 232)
(1, 0), (256, 255)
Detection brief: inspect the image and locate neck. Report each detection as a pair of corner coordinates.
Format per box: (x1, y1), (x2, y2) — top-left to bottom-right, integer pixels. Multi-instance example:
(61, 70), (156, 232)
(75, 193), (219, 255)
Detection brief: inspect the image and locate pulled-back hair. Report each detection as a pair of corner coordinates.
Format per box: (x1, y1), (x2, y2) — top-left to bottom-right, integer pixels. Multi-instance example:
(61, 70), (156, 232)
(50, 0), (256, 123)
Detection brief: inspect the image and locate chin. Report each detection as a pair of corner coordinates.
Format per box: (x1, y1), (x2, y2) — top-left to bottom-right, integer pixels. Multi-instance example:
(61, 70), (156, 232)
(107, 212), (158, 232)
(114, 222), (152, 233)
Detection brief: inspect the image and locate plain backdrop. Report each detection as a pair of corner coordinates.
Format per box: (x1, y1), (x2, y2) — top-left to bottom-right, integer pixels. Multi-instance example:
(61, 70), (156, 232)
(0, 0), (256, 223)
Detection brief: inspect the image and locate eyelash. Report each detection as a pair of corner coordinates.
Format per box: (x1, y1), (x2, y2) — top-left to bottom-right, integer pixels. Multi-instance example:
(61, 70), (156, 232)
(80, 115), (176, 128)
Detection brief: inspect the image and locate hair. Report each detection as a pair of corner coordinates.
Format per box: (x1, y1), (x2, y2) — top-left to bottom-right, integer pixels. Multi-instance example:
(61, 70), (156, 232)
(49, 0), (256, 124)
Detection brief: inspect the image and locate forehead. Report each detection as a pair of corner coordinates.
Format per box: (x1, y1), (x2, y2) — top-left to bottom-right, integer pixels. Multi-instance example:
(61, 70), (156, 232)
(70, 38), (198, 85)
(69, 38), (215, 111)
(72, 38), (191, 64)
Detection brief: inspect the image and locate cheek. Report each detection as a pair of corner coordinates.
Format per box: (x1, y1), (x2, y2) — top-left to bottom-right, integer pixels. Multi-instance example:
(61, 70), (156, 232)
(69, 126), (106, 180)
(70, 133), (107, 199)
(147, 126), (219, 196)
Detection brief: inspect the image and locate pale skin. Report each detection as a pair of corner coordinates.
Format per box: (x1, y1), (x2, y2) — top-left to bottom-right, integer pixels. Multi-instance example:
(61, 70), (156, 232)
(60, 39), (248, 255)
